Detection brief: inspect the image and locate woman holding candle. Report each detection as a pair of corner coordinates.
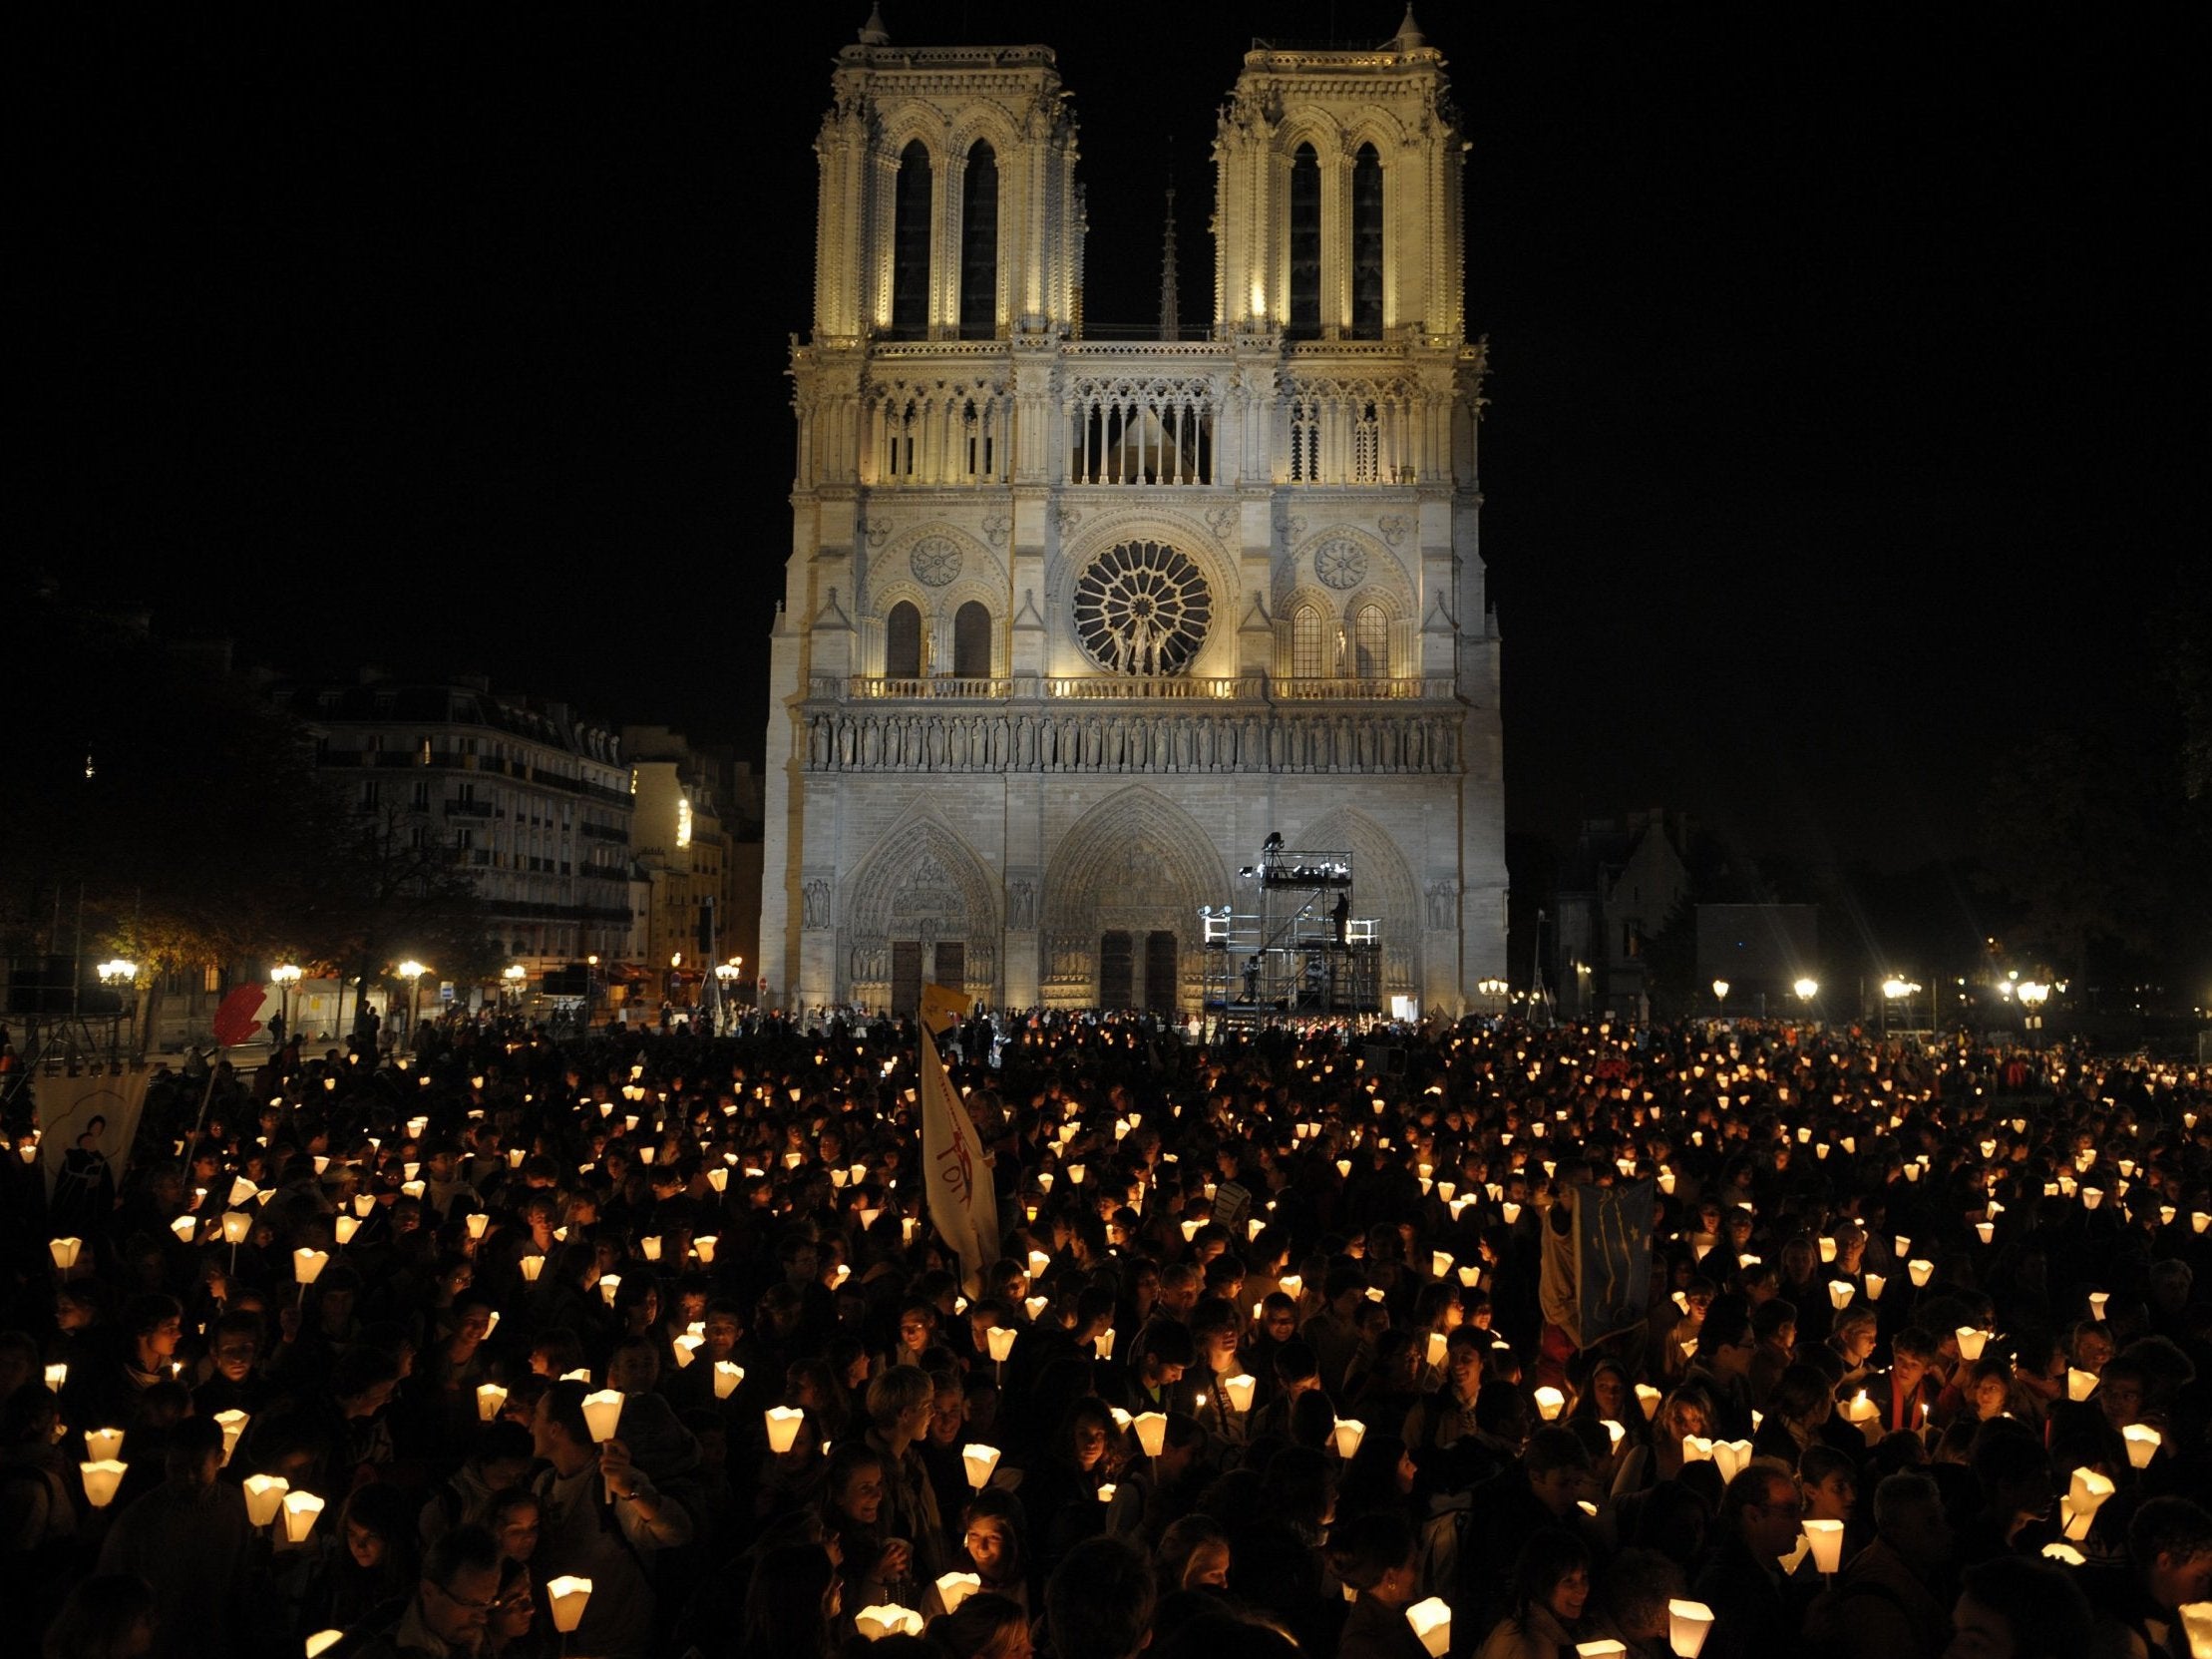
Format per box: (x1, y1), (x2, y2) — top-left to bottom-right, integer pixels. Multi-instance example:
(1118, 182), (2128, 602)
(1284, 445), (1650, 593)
(955, 1489), (1031, 1616)
(1327, 1509), (1431, 1659)
(1473, 1527), (1593, 1659)
(1612, 1386), (1713, 1498)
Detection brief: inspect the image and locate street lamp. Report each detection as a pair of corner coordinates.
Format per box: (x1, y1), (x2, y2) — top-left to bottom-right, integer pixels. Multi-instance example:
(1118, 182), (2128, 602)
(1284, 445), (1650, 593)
(97, 959), (138, 1062)
(503, 963), (528, 1009)
(1477, 977), (1508, 1018)
(2018, 979), (2049, 1047)
(584, 955), (598, 1035)
(714, 961), (739, 1033)
(1711, 979), (1729, 1019)
(396, 960), (431, 1046)
(269, 964), (302, 1043)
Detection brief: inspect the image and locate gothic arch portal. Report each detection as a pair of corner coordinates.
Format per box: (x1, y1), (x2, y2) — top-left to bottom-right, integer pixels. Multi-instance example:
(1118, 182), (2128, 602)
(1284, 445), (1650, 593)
(843, 809), (1000, 1006)
(1294, 806), (1421, 995)
(1041, 787), (1230, 1011)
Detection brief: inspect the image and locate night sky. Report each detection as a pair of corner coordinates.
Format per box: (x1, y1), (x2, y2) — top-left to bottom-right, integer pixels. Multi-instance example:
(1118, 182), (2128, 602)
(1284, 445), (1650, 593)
(24, 3), (2195, 876)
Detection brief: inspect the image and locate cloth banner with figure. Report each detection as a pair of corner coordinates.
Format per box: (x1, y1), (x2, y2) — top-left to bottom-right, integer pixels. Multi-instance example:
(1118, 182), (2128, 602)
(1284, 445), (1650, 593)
(1542, 1178), (1654, 1349)
(39, 1068), (154, 1210)
(918, 982), (998, 1287)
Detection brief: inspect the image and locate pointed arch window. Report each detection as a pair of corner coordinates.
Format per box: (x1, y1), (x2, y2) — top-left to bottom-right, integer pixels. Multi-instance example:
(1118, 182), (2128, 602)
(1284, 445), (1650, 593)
(891, 141), (931, 340)
(1351, 144), (1384, 338)
(952, 601), (992, 677)
(958, 141), (998, 339)
(886, 601), (923, 678)
(1288, 144), (1321, 340)
(1353, 605), (1389, 679)
(1292, 605), (1327, 679)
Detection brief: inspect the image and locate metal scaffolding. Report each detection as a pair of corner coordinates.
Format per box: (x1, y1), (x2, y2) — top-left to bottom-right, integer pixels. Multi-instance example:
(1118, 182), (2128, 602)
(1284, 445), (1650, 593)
(1200, 839), (1382, 1019)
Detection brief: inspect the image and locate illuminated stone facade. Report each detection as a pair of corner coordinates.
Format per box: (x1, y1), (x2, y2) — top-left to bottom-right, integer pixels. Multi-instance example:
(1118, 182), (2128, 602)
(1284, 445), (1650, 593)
(760, 12), (1506, 1014)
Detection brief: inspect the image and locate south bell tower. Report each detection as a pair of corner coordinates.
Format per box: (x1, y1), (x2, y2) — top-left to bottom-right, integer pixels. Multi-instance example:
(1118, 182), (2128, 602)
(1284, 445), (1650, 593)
(761, 9), (1506, 1017)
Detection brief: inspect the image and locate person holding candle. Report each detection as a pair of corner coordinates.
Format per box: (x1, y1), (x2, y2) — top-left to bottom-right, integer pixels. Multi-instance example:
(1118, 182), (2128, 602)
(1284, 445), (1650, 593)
(1799, 1470), (1953, 1659)
(1690, 1464), (1802, 1659)
(955, 1489), (1031, 1617)
(925, 1589), (1033, 1659)
(417, 1419), (536, 1547)
(1327, 1509), (1432, 1659)
(1457, 1427), (1593, 1641)
(1943, 1553), (2093, 1659)
(1473, 1526), (1593, 1659)
(2081, 1495), (2212, 1659)
(339, 1523), (504, 1659)
(93, 1416), (250, 1659)
(1882, 1330), (1942, 1433)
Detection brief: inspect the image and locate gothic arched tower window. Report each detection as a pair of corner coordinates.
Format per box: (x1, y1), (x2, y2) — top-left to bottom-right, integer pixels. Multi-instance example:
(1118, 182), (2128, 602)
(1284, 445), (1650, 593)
(1351, 144), (1384, 338)
(886, 601), (923, 678)
(891, 142), (931, 340)
(953, 600), (991, 677)
(1292, 605), (1327, 678)
(1353, 604), (1388, 678)
(1288, 144), (1321, 340)
(959, 141), (998, 339)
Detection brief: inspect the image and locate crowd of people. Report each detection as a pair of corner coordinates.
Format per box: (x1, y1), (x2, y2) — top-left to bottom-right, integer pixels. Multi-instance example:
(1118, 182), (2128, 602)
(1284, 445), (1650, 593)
(1, 1005), (2207, 1659)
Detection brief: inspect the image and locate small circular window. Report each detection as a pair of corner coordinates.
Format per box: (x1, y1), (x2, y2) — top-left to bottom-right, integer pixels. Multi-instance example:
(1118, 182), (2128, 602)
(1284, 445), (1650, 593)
(1071, 541), (1213, 675)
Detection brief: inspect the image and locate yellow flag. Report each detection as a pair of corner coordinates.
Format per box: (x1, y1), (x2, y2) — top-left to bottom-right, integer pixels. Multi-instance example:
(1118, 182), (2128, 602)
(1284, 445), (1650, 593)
(920, 981), (967, 1037)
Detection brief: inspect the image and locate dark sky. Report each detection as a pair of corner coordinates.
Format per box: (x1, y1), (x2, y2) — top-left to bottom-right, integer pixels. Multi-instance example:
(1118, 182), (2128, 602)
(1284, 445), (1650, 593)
(23, 3), (2196, 873)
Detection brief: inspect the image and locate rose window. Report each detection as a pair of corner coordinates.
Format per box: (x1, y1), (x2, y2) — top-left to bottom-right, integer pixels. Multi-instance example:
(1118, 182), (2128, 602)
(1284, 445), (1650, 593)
(1071, 541), (1213, 675)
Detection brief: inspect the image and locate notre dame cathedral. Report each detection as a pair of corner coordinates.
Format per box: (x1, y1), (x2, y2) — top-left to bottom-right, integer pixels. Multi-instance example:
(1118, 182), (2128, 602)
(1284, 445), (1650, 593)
(759, 8), (1507, 1016)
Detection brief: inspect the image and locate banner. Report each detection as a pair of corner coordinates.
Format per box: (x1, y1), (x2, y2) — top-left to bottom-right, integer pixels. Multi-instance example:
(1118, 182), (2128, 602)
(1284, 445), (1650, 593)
(39, 1068), (154, 1201)
(918, 983), (997, 1286)
(1574, 1178), (1654, 1349)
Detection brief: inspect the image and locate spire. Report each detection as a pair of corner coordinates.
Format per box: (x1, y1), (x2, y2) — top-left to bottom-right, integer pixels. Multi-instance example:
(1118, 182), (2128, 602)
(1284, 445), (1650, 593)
(858, 3), (890, 45)
(1158, 183), (1182, 342)
(1390, 4), (1425, 49)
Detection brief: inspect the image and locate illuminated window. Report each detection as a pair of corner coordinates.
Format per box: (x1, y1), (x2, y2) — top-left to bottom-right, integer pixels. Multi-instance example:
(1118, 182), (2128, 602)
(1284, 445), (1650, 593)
(676, 796), (693, 848)
(1353, 606), (1388, 679)
(202, 964), (221, 994)
(1292, 606), (1326, 678)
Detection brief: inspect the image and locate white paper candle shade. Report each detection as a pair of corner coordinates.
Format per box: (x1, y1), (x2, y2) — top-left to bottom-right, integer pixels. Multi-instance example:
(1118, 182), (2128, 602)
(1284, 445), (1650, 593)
(1681, 1435), (1714, 1464)
(353, 1195), (375, 1219)
(713, 1362), (744, 1401)
(1096, 1482), (1117, 1504)
(305, 1630), (347, 1657)
(281, 1489), (326, 1543)
(292, 1249), (328, 1286)
(84, 1428), (125, 1462)
(1710, 1441), (1753, 1483)
(44, 1363), (67, 1392)
(2067, 1368), (2099, 1403)
(577, 1389), (624, 1444)
(243, 1473), (290, 1526)
(638, 1235), (662, 1262)
(1023, 1295), (1049, 1323)
(936, 1572), (981, 1614)
(214, 1410), (249, 1465)
(1637, 1384), (1662, 1421)
(2123, 1425), (2162, 1468)
(1976, 1221), (1995, 1245)
(1330, 1418), (1365, 1459)
(171, 1216), (197, 1244)
(520, 1254), (545, 1283)
(2088, 1292), (2109, 1319)
(477, 1384), (508, 1423)
(1804, 1518), (1846, 1573)
(49, 1236), (84, 1271)
(765, 1407), (806, 1453)
(962, 1444), (1001, 1489)
(1458, 1265), (1482, 1287)
(229, 1177), (258, 1207)
(597, 1273), (621, 1308)
(1405, 1596), (1452, 1659)
(1605, 1420), (1626, 1450)
(1955, 1327), (1989, 1362)
(1819, 1238), (1838, 1263)
(333, 1216), (360, 1246)
(1426, 1331), (1449, 1368)
(1534, 1386), (1566, 1421)
(985, 1326), (1016, 1363)
(1575, 1643), (1628, 1657)
(2175, 1602), (2212, 1659)
(1431, 1250), (1453, 1279)
(547, 1575), (593, 1634)
(1909, 1259), (1935, 1287)
(1134, 1412), (1170, 1457)
(855, 1605), (924, 1640)
(80, 1459), (127, 1508)
(1279, 1274), (1303, 1299)
(1864, 1272), (1886, 1302)
(1222, 1374), (1258, 1414)
(2041, 1542), (2087, 1567)
(1827, 1280), (1855, 1310)
(1095, 1328), (1116, 1361)
(2063, 1468), (2115, 1539)
(1667, 1598), (1715, 1658)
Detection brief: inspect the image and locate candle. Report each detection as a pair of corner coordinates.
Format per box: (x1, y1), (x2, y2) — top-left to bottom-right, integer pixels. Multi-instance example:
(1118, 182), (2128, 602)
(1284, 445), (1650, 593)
(477, 1384), (508, 1423)
(84, 1427), (125, 1461)
(49, 1237), (83, 1271)
(292, 1249), (328, 1286)
(1710, 1441), (1753, 1482)
(2066, 1368), (2098, 1402)
(1095, 1328), (1116, 1361)
(2061, 1467), (2115, 1539)
(305, 1631), (347, 1658)
(547, 1575), (592, 1634)
(2175, 1603), (2212, 1659)
(1096, 1482), (1117, 1504)
(1426, 1331), (1448, 1368)
(1909, 1258), (1934, 1287)
(1863, 1272), (1886, 1302)
(2088, 1292), (2109, 1319)
(1023, 1295), (1049, 1322)
(962, 1444), (1001, 1489)
(985, 1326), (1016, 1363)
(1405, 1596), (1452, 1658)
(281, 1489), (326, 1543)
(855, 1605), (924, 1640)
(1955, 1327), (1990, 1362)
(214, 1410), (248, 1465)
(1223, 1374), (1257, 1414)
(80, 1459), (127, 1508)
(2122, 1425), (2162, 1468)
(1330, 1418), (1365, 1458)
(713, 1361), (744, 1401)
(1667, 1598), (1714, 1658)
(171, 1216), (197, 1244)
(765, 1406), (805, 1452)
(1534, 1386), (1566, 1421)
(1637, 1384), (1662, 1421)
(1827, 1280), (1855, 1310)
(1134, 1412), (1170, 1457)
(597, 1273), (621, 1308)
(935, 1572), (981, 1614)
(1804, 1518), (1846, 1574)
(243, 1473), (290, 1526)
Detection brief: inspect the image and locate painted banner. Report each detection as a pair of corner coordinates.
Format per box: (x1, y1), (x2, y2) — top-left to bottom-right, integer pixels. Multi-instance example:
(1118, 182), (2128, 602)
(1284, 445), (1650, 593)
(918, 983), (997, 1287)
(38, 1068), (154, 1202)
(1574, 1177), (1654, 1348)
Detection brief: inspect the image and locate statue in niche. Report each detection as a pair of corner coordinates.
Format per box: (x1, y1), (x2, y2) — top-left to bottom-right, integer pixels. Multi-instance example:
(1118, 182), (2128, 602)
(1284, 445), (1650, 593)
(1007, 880), (1036, 932)
(803, 879), (832, 930)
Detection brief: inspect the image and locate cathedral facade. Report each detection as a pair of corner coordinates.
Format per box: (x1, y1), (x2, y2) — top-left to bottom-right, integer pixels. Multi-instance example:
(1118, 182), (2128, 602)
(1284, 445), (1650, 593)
(759, 12), (1507, 1016)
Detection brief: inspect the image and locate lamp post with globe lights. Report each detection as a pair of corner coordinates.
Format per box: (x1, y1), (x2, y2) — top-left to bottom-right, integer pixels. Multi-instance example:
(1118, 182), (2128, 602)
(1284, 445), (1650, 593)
(2018, 979), (2050, 1048)
(96, 959), (138, 1064)
(1793, 977), (1819, 1035)
(269, 964), (302, 1046)
(1711, 979), (1729, 1023)
(502, 963), (528, 1010)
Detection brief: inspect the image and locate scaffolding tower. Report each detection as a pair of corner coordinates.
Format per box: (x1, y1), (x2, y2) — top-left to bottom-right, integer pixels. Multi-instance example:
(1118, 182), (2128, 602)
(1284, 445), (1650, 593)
(1200, 840), (1382, 1020)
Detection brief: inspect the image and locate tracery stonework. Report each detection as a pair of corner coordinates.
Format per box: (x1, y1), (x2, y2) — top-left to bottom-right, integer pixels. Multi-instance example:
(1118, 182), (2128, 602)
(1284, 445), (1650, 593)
(758, 13), (1507, 1014)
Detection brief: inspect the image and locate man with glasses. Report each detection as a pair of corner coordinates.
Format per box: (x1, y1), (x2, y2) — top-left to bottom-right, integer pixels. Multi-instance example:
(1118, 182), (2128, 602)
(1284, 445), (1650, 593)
(346, 1523), (502, 1657)
(1693, 1462), (1803, 1659)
